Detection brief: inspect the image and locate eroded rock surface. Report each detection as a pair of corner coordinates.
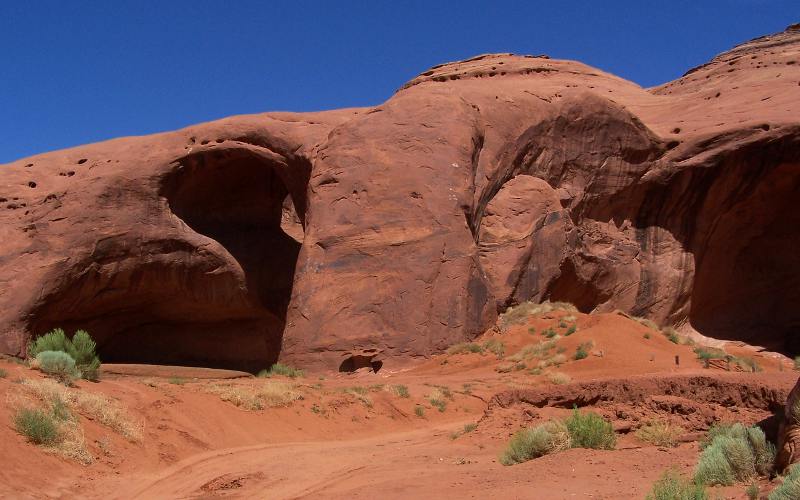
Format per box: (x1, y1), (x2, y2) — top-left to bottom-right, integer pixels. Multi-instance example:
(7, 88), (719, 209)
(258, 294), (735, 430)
(1, 27), (799, 370)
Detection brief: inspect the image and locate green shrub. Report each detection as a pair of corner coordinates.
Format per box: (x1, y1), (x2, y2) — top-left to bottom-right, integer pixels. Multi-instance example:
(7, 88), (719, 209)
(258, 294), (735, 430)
(66, 330), (101, 381)
(574, 343), (590, 360)
(447, 342), (484, 355)
(36, 351), (80, 383)
(14, 408), (60, 445)
(645, 469), (708, 500)
(694, 423), (774, 486)
(746, 483), (759, 500)
(544, 328), (557, 339)
(499, 420), (571, 465)
(168, 377), (186, 385)
(564, 408), (616, 450)
(28, 328), (100, 381)
(28, 328), (70, 357)
(258, 363), (303, 378)
(414, 406), (425, 418)
(565, 325), (577, 336)
(694, 347), (727, 361)
(0, 367), (7, 378)
(666, 331), (680, 344)
(770, 464), (800, 500)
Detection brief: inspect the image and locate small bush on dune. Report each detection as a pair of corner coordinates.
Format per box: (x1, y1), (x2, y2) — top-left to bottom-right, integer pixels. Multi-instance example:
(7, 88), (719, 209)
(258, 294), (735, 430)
(14, 407), (60, 445)
(636, 420), (684, 448)
(390, 384), (409, 398)
(483, 339), (505, 359)
(209, 380), (301, 410)
(446, 342), (484, 355)
(500, 420), (571, 465)
(564, 408), (616, 450)
(35, 351), (81, 384)
(645, 469), (708, 500)
(694, 423), (774, 486)
(28, 328), (70, 357)
(574, 342), (591, 360)
(0, 367), (7, 378)
(509, 340), (557, 362)
(28, 328), (101, 381)
(499, 301), (577, 329)
(259, 363), (304, 378)
(66, 330), (101, 381)
(746, 483), (759, 500)
(770, 464), (800, 500)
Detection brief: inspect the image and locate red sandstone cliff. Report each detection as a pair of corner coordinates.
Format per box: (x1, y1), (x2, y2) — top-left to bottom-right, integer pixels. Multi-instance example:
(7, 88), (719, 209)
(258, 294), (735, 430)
(1, 26), (798, 371)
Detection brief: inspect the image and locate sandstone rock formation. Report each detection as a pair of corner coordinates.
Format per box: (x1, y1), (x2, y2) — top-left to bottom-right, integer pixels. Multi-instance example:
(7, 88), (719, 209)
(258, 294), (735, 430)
(1, 26), (799, 371)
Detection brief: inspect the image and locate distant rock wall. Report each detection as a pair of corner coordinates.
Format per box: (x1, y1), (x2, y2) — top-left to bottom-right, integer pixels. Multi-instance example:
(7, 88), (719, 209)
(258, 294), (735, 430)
(1, 27), (799, 370)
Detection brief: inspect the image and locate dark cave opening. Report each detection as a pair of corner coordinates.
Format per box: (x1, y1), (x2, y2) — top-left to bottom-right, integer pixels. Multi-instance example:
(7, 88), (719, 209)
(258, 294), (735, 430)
(28, 147), (307, 372)
(689, 162), (800, 354)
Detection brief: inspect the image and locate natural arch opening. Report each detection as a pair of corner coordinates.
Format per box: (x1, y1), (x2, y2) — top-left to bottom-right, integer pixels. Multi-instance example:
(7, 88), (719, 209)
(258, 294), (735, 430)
(690, 162), (800, 354)
(27, 147), (308, 372)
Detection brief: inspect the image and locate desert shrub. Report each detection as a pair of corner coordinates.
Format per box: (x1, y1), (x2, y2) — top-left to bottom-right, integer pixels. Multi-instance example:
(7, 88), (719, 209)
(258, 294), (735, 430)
(499, 301), (577, 329)
(14, 407), (59, 445)
(694, 423), (774, 485)
(28, 329), (100, 381)
(565, 408), (616, 450)
(390, 384), (409, 398)
(259, 363), (304, 378)
(731, 356), (761, 373)
(499, 420), (571, 465)
(770, 464), (800, 500)
(544, 328), (558, 339)
(450, 422), (478, 440)
(558, 320), (568, 328)
(36, 351), (81, 383)
(414, 406), (425, 417)
(746, 483), (759, 500)
(636, 420), (683, 447)
(509, 340), (557, 362)
(209, 381), (300, 410)
(0, 367), (7, 378)
(66, 330), (100, 381)
(168, 377), (186, 385)
(645, 469), (708, 500)
(483, 339), (505, 359)
(547, 371), (571, 385)
(28, 328), (70, 357)
(528, 327), (536, 335)
(794, 356), (800, 370)
(446, 342), (484, 355)
(631, 316), (659, 330)
(538, 354), (567, 368)
(19, 378), (141, 441)
(574, 343), (590, 360)
(565, 325), (577, 336)
(694, 347), (727, 361)
(428, 388), (449, 412)
(665, 330), (680, 344)
(644, 332), (651, 339)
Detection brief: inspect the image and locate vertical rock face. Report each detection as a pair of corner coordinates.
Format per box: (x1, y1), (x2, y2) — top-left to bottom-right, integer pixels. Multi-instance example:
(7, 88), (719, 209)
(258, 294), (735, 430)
(1, 27), (799, 370)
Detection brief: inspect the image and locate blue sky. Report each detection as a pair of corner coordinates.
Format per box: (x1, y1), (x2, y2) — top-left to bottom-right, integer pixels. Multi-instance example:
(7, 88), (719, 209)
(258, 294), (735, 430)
(1, 1), (797, 163)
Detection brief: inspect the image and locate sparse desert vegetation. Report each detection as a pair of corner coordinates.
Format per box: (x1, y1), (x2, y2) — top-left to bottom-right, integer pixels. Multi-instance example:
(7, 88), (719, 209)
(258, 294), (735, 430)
(645, 469), (708, 500)
(694, 423), (774, 486)
(208, 380), (301, 410)
(636, 420), (684, 448)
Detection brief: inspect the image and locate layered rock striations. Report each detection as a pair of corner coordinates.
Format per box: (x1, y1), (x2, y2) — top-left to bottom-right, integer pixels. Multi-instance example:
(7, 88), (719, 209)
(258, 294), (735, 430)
(1, 27), (799, 370)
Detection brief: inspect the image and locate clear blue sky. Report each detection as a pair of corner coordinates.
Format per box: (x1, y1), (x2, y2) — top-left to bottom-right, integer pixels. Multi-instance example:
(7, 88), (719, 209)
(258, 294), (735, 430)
(1, 1), (797, 163)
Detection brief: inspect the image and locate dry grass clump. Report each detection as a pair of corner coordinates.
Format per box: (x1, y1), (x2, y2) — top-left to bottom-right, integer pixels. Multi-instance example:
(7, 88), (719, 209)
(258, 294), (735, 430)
(538, 353), (567, 369)
(565, 408), (616, 450)
(258, 363), (304, 378)
(547, 371), (571, 385)
(389, 384), (409, 398)
(499, 301), (577, 329)
(447, 339), (505, 358)
(645, 469), (708, 500)
(508, 340), (558, 362)
(636, 420), (684, 447)
(19, 378), (142, 442)
(208, 380), (301, 410)
(500, 420), (571, 465)
(427, 386), (453, 412)
(694, 423), (774, 486)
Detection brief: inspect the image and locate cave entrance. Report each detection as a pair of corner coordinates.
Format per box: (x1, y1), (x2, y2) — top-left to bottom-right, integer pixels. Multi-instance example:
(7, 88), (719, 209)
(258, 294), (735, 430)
(689, 162), (800, 354)
(28, 147), (308, 372)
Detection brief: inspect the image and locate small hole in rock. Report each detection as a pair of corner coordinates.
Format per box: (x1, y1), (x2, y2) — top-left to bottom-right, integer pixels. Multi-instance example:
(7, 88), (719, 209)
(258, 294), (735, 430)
(77, 159), (87, 165)
(27, 181), (36, 188)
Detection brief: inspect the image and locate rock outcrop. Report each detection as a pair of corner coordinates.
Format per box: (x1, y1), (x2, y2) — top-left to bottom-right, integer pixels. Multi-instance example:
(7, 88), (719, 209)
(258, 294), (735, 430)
(1, 26), (799, 371)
